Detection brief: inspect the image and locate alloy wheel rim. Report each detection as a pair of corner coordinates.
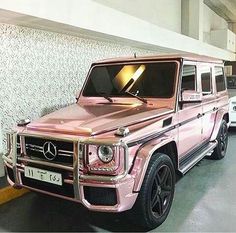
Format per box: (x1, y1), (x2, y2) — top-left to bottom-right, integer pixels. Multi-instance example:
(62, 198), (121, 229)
(150, 165), (173, 218)
(220, 124), (228, 154)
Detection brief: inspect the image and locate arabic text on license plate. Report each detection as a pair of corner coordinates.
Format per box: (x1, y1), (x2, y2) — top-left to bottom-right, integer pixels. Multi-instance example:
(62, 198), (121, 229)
(24, 166), (62, 186)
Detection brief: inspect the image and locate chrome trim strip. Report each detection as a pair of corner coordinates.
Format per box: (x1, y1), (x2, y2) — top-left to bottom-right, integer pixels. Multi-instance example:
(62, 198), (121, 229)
(21, 135), (26, 155)
(3, 154), (12, 164)
(11, 132), (20, 185)
(58, 149), (73, 154)
(73, 142), (80, 199)
(26, 147), (43, 153)
(26, 144), (43, 149)
(57, 153), (73, 157)
(6, 133), (11, 155)
(25, 144), (73, 157)
(64, 179), (73, 184)
(17, 157), (73, 171)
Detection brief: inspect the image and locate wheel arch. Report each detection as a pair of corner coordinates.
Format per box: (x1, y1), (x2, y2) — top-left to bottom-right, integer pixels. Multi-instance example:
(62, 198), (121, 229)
(223, 112), (229, 123)
(210, 109), (229, 141)
(131, 138), (178, 192)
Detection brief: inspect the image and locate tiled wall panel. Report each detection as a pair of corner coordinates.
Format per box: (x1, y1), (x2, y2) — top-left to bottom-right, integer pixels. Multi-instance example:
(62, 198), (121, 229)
(0, 23), (157, 152)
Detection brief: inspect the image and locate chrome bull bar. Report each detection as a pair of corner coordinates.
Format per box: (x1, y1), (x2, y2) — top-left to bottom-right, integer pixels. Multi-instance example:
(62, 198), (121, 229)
(2, 131), (129, 200)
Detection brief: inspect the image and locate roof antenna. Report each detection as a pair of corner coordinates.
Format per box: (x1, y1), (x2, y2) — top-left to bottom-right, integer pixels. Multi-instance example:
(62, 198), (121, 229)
(134, 52), (137, 58)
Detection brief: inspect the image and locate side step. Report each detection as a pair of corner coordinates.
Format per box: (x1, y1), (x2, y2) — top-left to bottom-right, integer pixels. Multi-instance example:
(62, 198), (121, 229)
(179, 140), (218, 175)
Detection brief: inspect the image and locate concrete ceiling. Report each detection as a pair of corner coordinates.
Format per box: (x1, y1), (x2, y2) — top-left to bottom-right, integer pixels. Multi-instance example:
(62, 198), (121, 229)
(204, 0), (236, 23)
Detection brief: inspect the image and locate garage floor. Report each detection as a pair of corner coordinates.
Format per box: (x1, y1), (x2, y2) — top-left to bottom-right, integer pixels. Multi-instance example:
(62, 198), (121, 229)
(0, 176), (7, 189)
(1, 130), (236, 232)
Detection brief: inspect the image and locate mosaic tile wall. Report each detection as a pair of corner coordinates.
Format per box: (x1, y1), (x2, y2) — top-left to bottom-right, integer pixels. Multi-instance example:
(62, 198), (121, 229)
(0, 23), (159, 153)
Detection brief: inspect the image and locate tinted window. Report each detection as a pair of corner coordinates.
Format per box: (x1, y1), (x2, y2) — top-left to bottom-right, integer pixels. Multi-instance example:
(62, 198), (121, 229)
(181, 65), (196, 90)
(201, 67), (211, 94)
(83, 62), (177, 98)
(227, 76), (236, 89)
(215, 67), (226, 92)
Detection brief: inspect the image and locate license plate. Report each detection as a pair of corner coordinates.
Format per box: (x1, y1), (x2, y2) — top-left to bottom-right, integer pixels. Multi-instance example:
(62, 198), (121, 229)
(24, 166), (62, 186)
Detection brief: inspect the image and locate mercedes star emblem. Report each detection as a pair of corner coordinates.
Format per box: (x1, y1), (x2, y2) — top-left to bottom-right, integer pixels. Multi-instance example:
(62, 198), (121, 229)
(43, 142), (57, 160)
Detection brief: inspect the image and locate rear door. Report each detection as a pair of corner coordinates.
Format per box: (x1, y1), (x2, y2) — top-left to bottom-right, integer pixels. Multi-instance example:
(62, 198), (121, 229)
(178, 62), (202, 159)
(199, 63), (217, 141)
(215, 66), (228, 111)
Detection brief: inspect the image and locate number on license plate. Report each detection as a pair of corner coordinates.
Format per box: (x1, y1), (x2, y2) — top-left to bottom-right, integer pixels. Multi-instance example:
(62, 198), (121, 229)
(24, 166), (62, 186)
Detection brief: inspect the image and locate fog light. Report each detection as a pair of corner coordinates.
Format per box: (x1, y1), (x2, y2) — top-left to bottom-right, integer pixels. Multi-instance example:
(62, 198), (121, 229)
(98, 145), (114, 163)
(233, 106), (236, 111)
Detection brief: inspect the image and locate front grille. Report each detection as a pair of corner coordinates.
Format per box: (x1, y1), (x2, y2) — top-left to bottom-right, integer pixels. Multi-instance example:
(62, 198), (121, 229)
(24, 137), (73, 165)
(84, 186), (117, 206)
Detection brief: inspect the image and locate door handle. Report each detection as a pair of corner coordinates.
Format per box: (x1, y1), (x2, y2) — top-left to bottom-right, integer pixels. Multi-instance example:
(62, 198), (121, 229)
(197, 113), (202, 118)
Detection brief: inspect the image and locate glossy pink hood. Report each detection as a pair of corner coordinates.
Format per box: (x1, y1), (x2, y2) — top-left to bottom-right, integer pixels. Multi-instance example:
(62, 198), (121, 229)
(26, 103), (171, 136)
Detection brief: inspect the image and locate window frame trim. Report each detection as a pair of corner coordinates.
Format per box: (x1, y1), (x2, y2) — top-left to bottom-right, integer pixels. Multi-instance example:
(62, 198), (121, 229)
(215, 66), (226, 93)
(181, 64), (197, 92)
(200, 66), (213, 96)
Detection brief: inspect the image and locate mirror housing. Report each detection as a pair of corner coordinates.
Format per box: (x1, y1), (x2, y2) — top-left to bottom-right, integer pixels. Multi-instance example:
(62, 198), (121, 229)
(179, 90), (202, 104)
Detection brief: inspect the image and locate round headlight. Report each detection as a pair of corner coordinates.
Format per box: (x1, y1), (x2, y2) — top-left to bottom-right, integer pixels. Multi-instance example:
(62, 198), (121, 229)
(98, 145), (114, 163)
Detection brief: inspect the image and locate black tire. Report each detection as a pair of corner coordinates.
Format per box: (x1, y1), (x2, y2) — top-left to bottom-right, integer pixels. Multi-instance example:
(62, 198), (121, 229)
(130, 153), (175, 230)
(211, 119), (228, 160)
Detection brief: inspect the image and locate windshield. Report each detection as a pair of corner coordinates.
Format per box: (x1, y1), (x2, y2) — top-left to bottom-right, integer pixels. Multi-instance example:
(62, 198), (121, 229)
(83, 62), (177, 98)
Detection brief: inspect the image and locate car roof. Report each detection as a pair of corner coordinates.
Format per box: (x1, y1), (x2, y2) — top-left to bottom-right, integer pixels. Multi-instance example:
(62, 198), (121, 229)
(93, 53), (223, 65)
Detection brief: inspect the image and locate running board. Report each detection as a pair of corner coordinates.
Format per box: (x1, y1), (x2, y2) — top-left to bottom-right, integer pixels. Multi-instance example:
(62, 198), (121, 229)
(179, 140), (218, 175)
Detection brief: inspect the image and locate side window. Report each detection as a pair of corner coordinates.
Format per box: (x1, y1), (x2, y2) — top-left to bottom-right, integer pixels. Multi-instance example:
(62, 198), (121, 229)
(215, 67), (226, 92)
(201, 67), (212, 95)
(181, 65), (196, 90)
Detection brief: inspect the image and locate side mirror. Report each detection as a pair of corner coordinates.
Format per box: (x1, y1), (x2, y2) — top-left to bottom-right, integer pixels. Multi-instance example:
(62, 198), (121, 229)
(179, 90), (202, 104)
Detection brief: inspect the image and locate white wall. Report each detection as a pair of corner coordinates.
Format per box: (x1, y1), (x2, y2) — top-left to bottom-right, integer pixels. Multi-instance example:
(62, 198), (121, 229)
(0, 0), (234, 60)
(93, 0), (182, 33)
(0, 116), (4, 177)
(0, 23), (158, 153)
(203, 4), (228, 43)
(182, 0), (204, 41)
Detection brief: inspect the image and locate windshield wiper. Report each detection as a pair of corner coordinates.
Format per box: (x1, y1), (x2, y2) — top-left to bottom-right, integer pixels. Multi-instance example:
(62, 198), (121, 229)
(97, 92), (113, 103)
(125, 91), (147, 104)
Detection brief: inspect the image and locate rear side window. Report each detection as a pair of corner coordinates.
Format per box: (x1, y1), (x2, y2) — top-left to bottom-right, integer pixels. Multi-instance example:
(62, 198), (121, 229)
(215, 67), (226, 92)
(201, 67), (212, 95)
(181, 65), (196, 90)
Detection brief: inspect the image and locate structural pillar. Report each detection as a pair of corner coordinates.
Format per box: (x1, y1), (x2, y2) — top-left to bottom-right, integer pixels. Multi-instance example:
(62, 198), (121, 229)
(182, 0), (204, 41)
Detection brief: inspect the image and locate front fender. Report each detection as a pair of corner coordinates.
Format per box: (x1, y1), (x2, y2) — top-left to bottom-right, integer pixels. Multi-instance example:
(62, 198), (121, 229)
(130, 136), (177, 192)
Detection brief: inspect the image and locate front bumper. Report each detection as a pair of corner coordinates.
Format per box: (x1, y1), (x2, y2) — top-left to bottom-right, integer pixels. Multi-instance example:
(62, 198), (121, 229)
(3, 132), (138, 212)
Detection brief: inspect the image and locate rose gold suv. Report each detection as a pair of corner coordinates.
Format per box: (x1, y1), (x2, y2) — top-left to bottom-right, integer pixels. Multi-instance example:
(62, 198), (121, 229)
(3, 54), (229, 230)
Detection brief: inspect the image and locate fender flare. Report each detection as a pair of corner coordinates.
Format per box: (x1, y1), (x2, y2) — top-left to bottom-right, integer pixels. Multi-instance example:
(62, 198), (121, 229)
(210, 109), (228, 141)
(130, 136), (177, 192)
